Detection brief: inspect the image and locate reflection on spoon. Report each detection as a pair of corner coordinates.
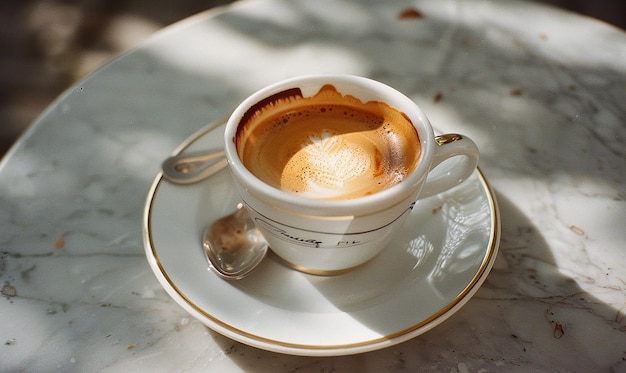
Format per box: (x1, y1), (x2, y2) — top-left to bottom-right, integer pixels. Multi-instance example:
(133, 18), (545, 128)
(203, 203), (268, 280)
(162, 150), (227, 184)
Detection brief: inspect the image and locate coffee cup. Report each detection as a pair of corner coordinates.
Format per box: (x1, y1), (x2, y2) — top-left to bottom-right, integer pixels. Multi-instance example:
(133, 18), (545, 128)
(223, 75), (479, 275)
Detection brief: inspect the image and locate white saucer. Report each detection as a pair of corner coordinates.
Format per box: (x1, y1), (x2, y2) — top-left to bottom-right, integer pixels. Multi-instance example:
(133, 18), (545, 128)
(142, 119), (500, 356)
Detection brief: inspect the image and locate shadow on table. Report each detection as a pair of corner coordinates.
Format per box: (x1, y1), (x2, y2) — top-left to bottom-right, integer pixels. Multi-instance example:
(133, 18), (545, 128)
(208, 190), (623, 371)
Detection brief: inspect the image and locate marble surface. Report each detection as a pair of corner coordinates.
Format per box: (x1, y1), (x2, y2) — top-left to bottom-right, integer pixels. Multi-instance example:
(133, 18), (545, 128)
(1, 0), (625, 371)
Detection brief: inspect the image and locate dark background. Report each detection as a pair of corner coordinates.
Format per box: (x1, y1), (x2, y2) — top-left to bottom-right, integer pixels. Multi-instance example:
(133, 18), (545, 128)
(1, 0), (624, 156)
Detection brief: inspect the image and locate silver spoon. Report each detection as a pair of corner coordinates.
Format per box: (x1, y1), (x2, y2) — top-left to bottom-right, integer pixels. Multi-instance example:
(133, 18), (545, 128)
(161, 150), (267, 278)
(162, 150), (227, 184)
(202, 203), (268, 280)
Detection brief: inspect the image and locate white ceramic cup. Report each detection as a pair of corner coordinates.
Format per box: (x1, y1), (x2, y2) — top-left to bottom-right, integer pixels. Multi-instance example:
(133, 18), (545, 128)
(224, 75), (479, 275)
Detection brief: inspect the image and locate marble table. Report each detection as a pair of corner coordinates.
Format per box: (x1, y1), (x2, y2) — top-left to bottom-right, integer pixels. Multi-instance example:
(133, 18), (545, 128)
(1, 0), (625, 371)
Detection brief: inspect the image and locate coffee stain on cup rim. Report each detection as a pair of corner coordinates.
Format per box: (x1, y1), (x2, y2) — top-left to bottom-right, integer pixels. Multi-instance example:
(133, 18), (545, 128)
(235, 87), (304, 142)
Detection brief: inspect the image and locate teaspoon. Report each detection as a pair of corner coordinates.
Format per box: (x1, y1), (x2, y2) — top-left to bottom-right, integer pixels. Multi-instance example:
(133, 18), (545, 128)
(202, 203), (268, 280)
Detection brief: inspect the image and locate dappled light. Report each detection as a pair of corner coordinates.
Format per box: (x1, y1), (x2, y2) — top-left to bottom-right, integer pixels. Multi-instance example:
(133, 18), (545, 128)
(0, 0), (625, 371)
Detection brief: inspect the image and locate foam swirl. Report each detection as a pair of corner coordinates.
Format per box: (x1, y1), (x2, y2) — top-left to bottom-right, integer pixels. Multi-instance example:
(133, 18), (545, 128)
(236, 85), (420, 200)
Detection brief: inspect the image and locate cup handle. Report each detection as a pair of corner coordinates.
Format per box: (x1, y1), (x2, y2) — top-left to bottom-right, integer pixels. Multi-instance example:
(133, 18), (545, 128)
(418, 134), (479, 199)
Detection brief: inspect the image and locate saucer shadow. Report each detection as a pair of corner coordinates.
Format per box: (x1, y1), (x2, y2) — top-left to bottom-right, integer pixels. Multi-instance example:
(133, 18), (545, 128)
(208, 189), (625, 371)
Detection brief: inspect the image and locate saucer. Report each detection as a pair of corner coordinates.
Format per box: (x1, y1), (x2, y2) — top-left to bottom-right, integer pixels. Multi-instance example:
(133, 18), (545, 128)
(142, 119), (500, 356)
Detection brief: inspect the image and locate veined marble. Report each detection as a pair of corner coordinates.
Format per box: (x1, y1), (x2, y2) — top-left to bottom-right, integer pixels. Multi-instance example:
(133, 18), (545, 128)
(1, 0), (625, 371)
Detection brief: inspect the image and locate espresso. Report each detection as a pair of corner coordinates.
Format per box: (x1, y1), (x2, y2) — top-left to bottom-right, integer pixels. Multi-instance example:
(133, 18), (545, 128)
(236, 85), (420, 200)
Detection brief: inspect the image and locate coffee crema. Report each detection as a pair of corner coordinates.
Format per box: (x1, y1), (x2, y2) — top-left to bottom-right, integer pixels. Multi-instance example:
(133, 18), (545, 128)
(236, 84), (420, 200)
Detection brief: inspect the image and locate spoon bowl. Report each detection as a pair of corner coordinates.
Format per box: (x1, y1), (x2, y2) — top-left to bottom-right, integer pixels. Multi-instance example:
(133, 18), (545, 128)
(203, 203), (268, 280)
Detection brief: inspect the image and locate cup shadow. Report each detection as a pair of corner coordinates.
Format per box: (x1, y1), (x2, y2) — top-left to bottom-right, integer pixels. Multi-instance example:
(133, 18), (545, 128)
(228, 170), (491, 319)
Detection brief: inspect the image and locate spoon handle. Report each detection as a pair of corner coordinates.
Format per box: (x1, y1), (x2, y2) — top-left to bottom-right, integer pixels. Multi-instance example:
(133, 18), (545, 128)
(162, 150), (228, 184)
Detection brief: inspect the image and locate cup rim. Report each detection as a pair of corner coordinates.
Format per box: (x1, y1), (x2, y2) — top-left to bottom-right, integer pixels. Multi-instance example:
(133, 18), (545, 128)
(224, 74), (435, 215)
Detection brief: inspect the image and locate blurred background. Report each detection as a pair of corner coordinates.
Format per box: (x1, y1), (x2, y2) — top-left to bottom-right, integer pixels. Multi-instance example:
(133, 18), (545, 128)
(1, 0), (624, 157)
